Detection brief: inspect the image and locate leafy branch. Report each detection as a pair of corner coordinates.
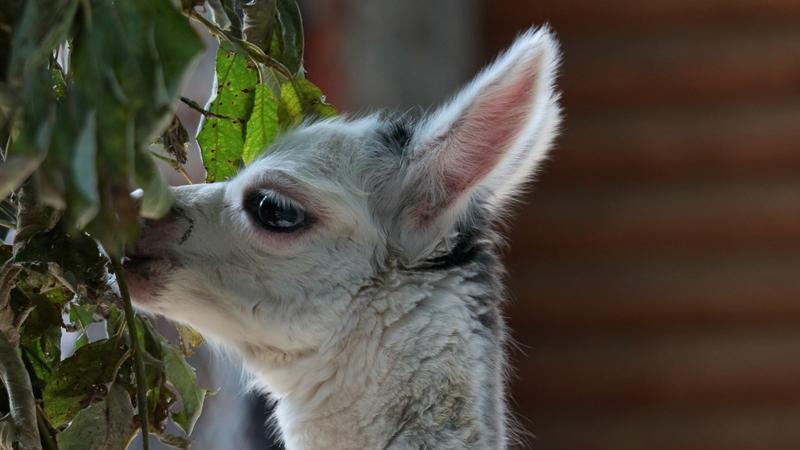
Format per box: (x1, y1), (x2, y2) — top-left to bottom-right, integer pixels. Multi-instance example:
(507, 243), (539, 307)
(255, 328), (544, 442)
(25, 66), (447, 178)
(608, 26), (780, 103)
(109, 259), (149, 450)
(189, 0), (336, 181)
(0, 0), (335, 448)
(188, 8), (295, 81)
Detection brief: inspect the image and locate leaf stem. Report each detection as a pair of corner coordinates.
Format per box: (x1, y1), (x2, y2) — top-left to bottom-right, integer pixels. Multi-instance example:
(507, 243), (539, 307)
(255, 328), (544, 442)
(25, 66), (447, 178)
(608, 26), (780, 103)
(110, 257), (150, 450)
(179, 96), (232, 120)
(175, 166), (195, 185)
(148, 151), (194, 184)
(35, 406), (58, 450)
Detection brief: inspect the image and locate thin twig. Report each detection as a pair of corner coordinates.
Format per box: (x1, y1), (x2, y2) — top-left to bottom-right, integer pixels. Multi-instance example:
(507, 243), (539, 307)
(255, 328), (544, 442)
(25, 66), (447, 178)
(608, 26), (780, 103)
(148, 150), (194, 184)
(179, 96), (231, 120)
(35, 406), (57, 450)
(187, 9), (294, 80)
(109, 257), (150, 450)
(176, 165), (194, 184)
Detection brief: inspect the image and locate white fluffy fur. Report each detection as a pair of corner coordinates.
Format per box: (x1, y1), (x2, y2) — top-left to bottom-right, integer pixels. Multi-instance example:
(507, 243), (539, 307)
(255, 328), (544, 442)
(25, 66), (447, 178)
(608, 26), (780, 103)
(127, 27), (561, 449)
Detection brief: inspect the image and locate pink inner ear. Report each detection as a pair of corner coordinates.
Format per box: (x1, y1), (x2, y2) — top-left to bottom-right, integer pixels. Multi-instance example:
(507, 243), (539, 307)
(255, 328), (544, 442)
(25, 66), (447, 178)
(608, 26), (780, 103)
(437, 59), (539, 205)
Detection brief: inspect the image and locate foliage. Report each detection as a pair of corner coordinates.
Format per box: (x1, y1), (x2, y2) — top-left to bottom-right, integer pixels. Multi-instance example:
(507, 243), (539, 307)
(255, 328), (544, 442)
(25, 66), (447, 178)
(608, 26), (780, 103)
(194, 0), (336, 181)
(0, 0), (334, 449)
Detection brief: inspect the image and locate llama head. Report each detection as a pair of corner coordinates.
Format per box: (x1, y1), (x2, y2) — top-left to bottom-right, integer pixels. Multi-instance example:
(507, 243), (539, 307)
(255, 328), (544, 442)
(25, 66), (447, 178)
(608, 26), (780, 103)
(125, 27), (560, 372)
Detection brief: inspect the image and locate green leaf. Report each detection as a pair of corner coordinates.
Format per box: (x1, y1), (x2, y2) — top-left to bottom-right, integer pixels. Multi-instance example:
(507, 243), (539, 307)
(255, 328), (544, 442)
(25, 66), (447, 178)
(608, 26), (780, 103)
(51, 63), (67, 100)
(135, 149), (175, 220)
(175, 323), (204, 357)
(0, 115), (50, 201)
(56, 383), (138, 450)
(148, 382), (176, 434)
(70, 111), (100, 229)
(197, 47), (258, 181)
(43, 337), (129, 428)
(69, 303), (97, 350)
(105, 306), (125, 337)
(74, 332), (89, 351)
(20, 323), (62, 387)
(0, 0), (24, 76)
(242, 0), (277, 52)
(278, 79), (337, 129)
(206, 0), (233, 32)
(18, 289), (65, 342)
(135, 317), (189, 435)
(69, 0), (200, 250)
(7, 0), (203, 253)
(220, 0), (242, 37)
(137, 318), (165, 385)
(242, 83), (279, 164)
(2, 0), (79, 200)
(155, 431), (192, 450)
(69, 303), (96, 329)
(162, 341), (207, 435)
(84, 183), (139, 259)
(12, 186), (60, 240)
(8, 0), (79, 80)
(273, 0), (304, 75)
(44, 286), (72, 306)
(13, 227), (108, 297)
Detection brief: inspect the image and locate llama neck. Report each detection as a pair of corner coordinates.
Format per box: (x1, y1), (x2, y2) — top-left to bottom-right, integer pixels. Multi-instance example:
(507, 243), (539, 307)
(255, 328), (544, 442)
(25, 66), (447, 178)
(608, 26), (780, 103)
(252, 264), (508, 450)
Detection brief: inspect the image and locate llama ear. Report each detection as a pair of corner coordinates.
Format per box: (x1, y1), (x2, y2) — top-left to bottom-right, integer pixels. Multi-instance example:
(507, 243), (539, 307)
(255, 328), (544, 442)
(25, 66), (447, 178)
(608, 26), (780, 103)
(406, 27), (561, 224)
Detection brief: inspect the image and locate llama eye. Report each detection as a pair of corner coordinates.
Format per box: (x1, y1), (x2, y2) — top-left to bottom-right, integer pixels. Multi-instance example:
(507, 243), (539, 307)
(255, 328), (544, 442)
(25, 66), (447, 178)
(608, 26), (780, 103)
(246, 190), (307, 232)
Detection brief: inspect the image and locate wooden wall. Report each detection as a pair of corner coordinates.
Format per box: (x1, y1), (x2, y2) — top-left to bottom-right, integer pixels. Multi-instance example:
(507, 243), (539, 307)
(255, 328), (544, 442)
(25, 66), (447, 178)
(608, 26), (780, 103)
(481, 2), (800, 449)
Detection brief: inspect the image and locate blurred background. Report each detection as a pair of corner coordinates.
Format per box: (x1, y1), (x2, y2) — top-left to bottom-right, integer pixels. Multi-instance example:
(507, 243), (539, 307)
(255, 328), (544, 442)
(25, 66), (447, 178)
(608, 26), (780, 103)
(162, 1), (800, 449)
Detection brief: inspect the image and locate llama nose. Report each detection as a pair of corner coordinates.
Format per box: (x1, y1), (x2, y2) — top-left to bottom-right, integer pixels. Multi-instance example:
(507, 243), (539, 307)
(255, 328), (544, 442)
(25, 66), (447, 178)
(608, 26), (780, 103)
(131, 209), (181, 256)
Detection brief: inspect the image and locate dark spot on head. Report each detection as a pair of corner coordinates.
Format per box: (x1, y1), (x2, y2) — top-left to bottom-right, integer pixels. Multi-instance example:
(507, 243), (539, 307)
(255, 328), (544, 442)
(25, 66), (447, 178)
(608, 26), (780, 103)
(377, 120), (413, 156)
(412, 203), (499, 274)
(417, 226), (480, 272)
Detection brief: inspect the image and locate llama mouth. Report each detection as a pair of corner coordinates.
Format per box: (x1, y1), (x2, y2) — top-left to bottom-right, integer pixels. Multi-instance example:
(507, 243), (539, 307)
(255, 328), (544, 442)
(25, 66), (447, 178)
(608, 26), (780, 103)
(122, 254), (174, 305)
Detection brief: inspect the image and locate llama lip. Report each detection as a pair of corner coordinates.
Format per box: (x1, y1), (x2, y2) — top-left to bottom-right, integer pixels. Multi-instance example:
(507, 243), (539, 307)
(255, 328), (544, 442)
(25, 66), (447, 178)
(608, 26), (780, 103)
(122, 254), (173, 305)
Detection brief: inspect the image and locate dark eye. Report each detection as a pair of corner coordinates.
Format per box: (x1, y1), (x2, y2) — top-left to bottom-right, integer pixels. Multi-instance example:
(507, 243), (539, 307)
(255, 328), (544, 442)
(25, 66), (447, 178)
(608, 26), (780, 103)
(245, 190), (307, 232)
